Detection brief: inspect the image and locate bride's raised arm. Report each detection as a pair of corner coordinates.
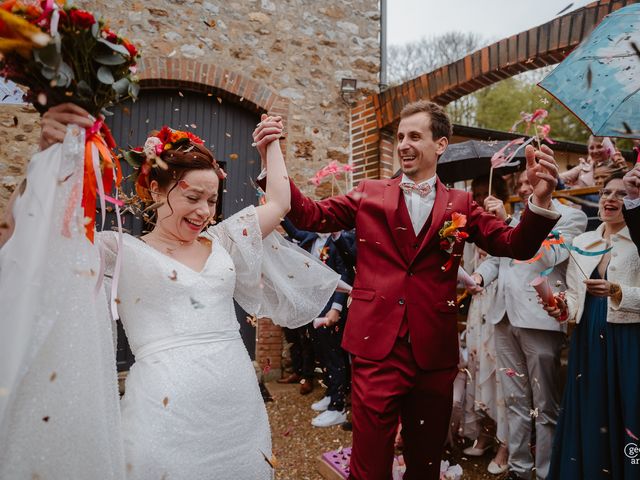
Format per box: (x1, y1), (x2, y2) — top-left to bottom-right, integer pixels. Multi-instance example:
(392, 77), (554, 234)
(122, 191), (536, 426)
(251, 115), (290, 238)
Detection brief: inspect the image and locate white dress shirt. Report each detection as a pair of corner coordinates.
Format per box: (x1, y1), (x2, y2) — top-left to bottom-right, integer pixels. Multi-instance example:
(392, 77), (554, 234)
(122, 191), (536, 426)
(400, 174), (560, 234)
(311, 233), (331, 259)
(400, 174), (437, 235)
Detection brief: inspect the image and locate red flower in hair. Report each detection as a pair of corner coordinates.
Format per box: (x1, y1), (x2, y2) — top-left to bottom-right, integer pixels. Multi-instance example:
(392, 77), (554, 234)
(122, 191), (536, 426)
(69, 9), (96, 29)
(156, 126), (173, 144)
(123, 39), (138, 58)
(185, 131), (204, 144)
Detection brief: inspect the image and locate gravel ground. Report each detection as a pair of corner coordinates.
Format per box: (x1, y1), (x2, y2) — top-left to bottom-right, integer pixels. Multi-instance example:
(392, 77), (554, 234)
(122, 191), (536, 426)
(265, 381), (497, 480)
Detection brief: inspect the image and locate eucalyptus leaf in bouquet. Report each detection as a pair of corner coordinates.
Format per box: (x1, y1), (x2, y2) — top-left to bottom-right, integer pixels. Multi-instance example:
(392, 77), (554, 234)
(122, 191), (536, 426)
(0, 0), (140, 117)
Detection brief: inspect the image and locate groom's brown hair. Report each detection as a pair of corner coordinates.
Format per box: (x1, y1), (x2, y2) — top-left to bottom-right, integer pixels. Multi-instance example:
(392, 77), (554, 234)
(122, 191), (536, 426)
(400, 100), (452, 141)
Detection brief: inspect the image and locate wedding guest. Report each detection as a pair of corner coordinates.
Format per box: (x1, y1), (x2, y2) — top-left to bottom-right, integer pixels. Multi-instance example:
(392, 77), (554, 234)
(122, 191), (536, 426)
(259, 100), (562, 480)
(461, 174), (511, 475)
(277, 325), (315, 395)
(560, 136), (614, 188)
(281, 218), (354, 427)
(593, 161), (621, 188)
(542, 172), (640, 480)
(471, 171), (587, 480)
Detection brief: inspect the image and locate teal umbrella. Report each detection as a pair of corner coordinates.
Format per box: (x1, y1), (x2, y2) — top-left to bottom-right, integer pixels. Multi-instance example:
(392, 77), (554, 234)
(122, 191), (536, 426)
(539, 3), (640, 139)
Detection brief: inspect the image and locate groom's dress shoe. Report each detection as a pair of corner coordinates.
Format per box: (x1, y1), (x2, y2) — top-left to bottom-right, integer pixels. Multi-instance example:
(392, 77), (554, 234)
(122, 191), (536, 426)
(277, 373), (301, 384)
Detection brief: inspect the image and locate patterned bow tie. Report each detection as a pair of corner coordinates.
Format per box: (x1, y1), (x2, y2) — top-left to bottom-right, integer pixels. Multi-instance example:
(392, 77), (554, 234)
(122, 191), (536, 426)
(399, 182), (432, 197)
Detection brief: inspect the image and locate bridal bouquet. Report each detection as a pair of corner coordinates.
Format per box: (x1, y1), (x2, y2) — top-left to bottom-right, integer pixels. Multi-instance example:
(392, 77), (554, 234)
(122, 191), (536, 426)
(0, 0), (141, 241)
(0, 0), (139, 116)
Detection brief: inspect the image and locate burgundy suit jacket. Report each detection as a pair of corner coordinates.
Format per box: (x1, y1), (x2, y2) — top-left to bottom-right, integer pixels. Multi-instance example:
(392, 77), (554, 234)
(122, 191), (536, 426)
(285, 176), (559, 370)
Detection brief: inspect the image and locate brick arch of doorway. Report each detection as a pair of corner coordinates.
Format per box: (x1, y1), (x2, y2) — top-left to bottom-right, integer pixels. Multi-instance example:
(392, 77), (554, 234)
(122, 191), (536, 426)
(351, 0), (638, 182)
(134, 56), (287, 377)
(136, 56), (290, 150)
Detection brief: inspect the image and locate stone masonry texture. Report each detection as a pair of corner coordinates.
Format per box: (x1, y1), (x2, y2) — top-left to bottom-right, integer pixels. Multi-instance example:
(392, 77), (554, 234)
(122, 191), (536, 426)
(0, 0), (380, 211)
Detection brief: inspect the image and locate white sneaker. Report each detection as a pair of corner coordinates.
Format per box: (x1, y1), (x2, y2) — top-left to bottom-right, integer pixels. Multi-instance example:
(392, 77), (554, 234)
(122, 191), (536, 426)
(311, 396), (331, 412)
(311, 409), (346, 427)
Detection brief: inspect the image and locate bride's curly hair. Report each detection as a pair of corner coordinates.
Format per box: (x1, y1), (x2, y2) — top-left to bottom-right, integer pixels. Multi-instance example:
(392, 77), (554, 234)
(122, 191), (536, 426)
(122, 127), (225, 203)
(150, 142), (218, 195)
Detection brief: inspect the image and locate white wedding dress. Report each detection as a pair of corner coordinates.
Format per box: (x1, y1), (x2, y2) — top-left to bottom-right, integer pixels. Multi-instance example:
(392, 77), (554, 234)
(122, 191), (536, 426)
(0, 128), (340, 479)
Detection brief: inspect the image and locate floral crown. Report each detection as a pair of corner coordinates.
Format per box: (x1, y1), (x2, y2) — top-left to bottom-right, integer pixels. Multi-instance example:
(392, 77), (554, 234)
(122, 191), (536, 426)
(122, 126), (226, 201)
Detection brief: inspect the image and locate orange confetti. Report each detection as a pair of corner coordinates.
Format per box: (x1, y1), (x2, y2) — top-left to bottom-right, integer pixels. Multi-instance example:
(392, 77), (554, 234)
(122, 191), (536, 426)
(162, 397), (169, 407)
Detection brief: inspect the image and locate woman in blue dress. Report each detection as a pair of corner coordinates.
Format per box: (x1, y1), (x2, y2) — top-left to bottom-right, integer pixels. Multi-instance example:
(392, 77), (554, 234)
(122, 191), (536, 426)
(543, 172), (640, 479)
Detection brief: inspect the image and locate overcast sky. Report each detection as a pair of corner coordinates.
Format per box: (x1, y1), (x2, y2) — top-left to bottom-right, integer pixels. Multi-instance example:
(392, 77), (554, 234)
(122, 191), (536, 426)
(387, 0), (596, 47)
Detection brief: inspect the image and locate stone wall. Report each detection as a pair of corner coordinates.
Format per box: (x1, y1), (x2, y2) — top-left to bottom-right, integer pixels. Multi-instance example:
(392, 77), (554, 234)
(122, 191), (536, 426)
(0, 105), (39, 209)
(0, 0), (380, 216)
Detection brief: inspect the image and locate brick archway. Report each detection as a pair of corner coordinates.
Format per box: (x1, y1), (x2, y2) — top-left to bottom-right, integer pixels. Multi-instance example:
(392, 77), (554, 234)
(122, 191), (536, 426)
(352, 0), (639, 181)
(136, 56), (289, 123)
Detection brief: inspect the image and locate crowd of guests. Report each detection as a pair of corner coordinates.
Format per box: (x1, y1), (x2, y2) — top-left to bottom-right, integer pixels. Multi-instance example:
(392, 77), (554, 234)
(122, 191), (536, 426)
(277, 134), (640, 480)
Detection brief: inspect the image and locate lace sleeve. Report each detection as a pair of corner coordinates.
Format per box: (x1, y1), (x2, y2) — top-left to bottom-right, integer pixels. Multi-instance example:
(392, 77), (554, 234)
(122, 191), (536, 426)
(208, 206), (341, 328)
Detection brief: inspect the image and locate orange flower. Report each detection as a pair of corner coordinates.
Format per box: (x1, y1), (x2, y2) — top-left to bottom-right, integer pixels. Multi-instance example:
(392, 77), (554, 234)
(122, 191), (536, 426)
(440, 212), (467, 238)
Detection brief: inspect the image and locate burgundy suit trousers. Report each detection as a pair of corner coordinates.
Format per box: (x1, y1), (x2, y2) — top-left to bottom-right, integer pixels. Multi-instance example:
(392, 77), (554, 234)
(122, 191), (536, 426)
(348, 336), (458, 480)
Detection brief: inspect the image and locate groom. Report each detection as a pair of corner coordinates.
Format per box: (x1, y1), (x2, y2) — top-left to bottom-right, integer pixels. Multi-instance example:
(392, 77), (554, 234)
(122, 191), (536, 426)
(257, 100), (561, 479)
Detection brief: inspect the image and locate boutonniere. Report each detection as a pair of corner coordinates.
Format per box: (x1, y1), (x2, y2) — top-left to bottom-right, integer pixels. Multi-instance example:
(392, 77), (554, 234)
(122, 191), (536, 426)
(319, 246), (330, 263)
(438, 212), (468, 271)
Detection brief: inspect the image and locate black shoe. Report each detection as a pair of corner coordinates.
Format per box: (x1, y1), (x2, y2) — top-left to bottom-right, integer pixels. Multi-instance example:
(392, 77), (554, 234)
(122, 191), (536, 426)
(341, 421), (352, 431)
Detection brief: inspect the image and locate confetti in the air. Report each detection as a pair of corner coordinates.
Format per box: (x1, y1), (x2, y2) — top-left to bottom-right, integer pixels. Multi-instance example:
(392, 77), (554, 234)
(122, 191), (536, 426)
(190, 297), (205, 309)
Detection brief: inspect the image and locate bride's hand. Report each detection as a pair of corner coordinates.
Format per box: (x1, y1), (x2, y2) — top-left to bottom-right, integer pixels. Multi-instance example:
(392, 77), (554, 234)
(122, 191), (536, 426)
(252, 114), (283, 165)
(39, 103), (95, 151)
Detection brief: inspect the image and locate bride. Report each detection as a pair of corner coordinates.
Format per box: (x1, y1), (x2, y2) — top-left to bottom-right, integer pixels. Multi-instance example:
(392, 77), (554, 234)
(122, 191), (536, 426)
(0, 104), (341, 479)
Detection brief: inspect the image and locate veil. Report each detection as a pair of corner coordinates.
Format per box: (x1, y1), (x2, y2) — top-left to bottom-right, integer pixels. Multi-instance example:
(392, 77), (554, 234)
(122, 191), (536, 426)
(0, 126), (124, 478)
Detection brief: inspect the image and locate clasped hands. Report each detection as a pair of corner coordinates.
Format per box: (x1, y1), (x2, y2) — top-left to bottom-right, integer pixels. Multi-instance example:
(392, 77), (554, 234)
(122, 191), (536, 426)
(252, 114), (284, 163)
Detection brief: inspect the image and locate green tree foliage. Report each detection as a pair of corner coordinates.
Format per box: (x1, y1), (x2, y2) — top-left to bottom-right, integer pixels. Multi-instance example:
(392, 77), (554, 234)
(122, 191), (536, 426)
(474, 77), (590, 143)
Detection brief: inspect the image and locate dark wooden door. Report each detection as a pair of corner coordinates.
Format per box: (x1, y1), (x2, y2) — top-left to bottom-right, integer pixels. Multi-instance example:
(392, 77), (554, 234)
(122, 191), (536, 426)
(104, 88), (262, 370)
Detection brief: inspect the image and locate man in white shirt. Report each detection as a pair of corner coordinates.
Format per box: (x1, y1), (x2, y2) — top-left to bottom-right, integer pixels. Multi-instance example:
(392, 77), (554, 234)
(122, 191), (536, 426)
(471, 171), (587, 480)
